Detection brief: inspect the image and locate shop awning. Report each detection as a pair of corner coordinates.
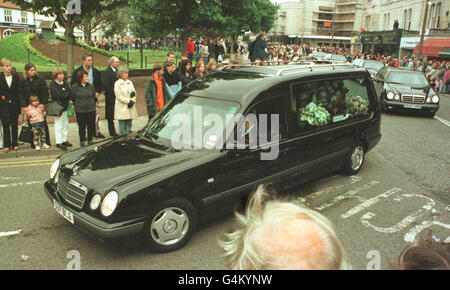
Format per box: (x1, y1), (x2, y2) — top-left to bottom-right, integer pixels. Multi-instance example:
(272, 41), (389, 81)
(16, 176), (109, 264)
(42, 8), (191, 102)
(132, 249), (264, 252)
(439, 48), (450, 59)
(413, 38), (450, 57)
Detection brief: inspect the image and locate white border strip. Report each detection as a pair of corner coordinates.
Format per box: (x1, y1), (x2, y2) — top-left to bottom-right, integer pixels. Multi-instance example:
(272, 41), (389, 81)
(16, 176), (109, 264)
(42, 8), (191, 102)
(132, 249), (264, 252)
(435, 116), (450, 128)
(0, 229), (22, 237)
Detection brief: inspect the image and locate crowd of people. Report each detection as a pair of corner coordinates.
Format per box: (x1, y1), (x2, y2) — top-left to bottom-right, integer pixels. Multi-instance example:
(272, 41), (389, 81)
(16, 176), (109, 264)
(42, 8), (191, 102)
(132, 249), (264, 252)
(0, 54), (138, 152)
(1, 35), (449, 269)
(2, 34), (450, 152)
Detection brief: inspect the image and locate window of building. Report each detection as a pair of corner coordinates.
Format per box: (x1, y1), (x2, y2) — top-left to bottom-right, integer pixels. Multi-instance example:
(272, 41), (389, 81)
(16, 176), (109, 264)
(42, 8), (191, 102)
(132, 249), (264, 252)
(408, 8), (412, 30)
(4, 9), (12, 22)
(292, 78), (371, 134)
(21, 11), (27, 24)
(3, 29), (14, 39)
(429, 4), (436, 29)
(435, 3), (442, 29)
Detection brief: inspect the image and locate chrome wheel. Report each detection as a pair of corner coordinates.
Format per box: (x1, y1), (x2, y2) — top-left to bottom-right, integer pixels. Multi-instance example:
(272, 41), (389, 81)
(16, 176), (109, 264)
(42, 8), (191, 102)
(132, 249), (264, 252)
(350, 146), (364, 171)
(150, 207), (190, 246)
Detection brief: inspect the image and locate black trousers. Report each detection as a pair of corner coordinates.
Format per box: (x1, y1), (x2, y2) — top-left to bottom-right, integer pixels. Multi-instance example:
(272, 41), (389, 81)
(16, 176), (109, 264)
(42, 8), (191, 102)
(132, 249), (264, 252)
(1, 115), (19, 148)
(76, 111), (96, 142)
(107, 118), (116, 136)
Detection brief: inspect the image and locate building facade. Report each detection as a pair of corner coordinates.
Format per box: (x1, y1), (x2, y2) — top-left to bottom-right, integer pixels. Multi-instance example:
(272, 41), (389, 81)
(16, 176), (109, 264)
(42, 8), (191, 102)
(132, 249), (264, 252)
(0, 0), (35, 40)
(270, 0), (365, 48)
(361, 0), (450, 57)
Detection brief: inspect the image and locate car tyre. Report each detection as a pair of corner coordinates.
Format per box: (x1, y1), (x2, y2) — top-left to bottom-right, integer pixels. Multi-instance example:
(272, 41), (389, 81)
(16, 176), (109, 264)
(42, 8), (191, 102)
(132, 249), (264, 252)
(343, 143), (365, 176)
(142, 198), (197, 253)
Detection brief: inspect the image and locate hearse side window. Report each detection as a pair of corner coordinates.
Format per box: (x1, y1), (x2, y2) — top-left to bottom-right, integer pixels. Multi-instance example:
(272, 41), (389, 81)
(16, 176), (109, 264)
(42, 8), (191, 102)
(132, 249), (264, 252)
(233, 96), (285, 147)
(292, 78), (371, 134)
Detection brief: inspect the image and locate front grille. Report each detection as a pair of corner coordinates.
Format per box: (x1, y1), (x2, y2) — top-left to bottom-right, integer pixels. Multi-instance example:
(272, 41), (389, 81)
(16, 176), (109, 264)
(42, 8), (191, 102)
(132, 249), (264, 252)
(401, 95), (425, 104)
(57, 171), (88, 210)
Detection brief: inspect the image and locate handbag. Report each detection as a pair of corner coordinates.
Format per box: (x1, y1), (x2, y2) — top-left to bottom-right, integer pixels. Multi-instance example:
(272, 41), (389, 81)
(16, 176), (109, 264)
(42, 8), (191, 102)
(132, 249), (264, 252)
(19, 124), (33, 144)
(67, 102), (74, 117)
(46, 101), (64, 117)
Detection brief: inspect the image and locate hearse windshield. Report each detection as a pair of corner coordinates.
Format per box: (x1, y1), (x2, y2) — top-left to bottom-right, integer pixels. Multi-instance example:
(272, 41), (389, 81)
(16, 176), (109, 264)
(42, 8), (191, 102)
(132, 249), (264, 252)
(143, 95), (240, 150)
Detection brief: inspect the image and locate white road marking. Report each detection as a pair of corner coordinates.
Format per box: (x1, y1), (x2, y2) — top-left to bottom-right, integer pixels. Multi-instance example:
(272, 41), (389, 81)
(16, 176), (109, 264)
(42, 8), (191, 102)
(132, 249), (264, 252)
(360, 194), (435, 234)
(0, 177), (19, 180)
(0, 229), (22, 237)
(341, 187), (402, 219)
(0, 181), (44, 189)
(314, 180), (379, 212)
(435, 116), (450, 128)
(404, 220), (450, 243)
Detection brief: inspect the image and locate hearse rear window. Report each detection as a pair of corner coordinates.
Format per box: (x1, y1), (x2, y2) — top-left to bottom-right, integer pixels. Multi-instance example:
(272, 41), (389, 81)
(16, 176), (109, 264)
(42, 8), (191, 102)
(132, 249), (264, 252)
(292, 78), (371, 133)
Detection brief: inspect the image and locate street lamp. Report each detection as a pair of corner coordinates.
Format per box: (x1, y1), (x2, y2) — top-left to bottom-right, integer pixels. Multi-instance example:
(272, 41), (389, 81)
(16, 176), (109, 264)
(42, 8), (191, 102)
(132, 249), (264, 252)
(418, 0), (433, 60)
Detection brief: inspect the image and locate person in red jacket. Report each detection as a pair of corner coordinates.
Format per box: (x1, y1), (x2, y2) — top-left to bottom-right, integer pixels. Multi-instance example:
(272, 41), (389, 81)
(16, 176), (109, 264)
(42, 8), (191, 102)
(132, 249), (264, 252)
(187, 37), (195, 61)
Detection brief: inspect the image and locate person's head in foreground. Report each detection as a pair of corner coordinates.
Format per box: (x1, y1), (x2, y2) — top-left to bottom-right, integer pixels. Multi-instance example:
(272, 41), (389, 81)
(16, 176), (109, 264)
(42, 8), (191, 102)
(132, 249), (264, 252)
(392, 228), (450, 270)
(220, 184), (349, 270)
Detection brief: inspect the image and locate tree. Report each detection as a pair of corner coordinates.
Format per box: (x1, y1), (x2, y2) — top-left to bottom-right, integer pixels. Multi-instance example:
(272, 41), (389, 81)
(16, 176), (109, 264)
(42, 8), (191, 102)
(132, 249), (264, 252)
(128, 0), (277, 55)
(7, 0), (127, 79)
(221, 0), (278, 53)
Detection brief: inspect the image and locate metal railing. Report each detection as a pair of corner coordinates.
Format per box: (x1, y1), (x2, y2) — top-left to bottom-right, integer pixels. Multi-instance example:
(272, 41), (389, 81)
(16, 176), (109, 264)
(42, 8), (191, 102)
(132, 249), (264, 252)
(221, 61), (356, 76)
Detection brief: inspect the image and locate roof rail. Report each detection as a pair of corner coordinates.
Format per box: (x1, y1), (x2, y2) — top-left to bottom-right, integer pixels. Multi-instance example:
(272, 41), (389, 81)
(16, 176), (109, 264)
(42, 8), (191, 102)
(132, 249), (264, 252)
(275, 64), (355, 76)
(221, 62), (356, 76)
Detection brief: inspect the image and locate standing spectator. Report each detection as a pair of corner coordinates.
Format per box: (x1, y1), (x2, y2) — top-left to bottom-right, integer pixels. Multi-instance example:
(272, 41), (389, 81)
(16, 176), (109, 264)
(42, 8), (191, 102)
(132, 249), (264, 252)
(392, 228), (449, 270)
(71, 55), (105, 139)
(199, 40), (209, 64)
(0, 59), (22, 153)
(50, 68), (72, 150)
(178, 59), (193, 88)
(103, 56), (120, 137)
(163, 51), (176, 74)
(206, 59), (217, 74)
(163, 61), (182, 99)
(253, 34), (268, 61)
(114, 68), (137, 136)
(187, 37), (195, 61)
(193, 59), (206, 80)
(442, 62), (450, 94)
(220, 184), (349, 270)
(437, 62), (446, 93)
(25, 95), (49, 151)
(71, 70), (97, 147)
(21, 63), (51, 147)
(144, 64), (170, 121)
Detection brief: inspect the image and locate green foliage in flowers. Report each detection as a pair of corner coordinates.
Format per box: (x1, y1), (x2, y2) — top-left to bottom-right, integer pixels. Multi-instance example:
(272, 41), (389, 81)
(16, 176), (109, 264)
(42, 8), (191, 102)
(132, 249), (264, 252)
(299, 102), (331, 127)
(347, 96), (370, 116)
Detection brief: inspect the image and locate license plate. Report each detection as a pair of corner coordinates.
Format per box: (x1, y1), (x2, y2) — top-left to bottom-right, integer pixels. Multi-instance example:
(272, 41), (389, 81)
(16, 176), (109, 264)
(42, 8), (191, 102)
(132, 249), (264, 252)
(404, 104), (422, 109)
(53, 199), (74, 224)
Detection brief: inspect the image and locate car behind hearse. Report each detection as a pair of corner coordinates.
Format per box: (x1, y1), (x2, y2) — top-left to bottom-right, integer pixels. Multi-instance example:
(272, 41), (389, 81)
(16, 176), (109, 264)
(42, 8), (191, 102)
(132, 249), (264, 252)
(44, 63), (382, 253)
(373, 67), (440, 117)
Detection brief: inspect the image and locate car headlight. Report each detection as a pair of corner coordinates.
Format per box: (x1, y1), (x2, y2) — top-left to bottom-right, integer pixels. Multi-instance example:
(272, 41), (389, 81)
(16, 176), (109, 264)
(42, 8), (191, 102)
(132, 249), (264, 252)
(50, 159), (60, 179)
(394, 94), (400, 100)
(427, 97), (432, 103)
(90, 194), (102, 211)
(432, 95), (439, 104)
(101, 191), (119, 217)
(387, 92), (394, 100)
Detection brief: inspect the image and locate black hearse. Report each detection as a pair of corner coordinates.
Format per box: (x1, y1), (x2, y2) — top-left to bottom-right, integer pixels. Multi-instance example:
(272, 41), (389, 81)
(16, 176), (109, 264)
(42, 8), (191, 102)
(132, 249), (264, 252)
(373, 67), (440, 117)
(44, 63), (381, 252)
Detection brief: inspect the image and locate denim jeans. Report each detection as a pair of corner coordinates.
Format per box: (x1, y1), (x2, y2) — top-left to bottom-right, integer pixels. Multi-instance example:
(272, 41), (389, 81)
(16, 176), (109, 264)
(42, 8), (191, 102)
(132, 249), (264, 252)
(118, 119), (132, 135)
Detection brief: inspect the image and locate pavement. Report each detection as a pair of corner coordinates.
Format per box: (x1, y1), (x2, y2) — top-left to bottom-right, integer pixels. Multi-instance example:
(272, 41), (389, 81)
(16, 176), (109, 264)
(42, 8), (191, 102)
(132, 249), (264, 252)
(0, 97), (149, 160)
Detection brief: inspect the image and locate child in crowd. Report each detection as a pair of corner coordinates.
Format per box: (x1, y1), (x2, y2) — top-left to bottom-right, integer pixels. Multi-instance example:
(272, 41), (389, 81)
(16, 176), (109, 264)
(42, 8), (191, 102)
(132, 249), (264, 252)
(26, 95), (50, 151)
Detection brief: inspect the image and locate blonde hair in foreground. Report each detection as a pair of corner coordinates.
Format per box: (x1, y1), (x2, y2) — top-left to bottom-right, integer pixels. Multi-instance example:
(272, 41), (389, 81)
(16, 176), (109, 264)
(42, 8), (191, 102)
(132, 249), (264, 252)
(220, 184), (350, 270)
